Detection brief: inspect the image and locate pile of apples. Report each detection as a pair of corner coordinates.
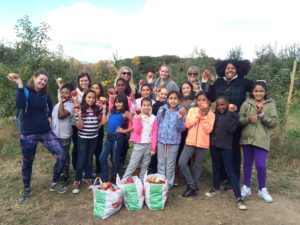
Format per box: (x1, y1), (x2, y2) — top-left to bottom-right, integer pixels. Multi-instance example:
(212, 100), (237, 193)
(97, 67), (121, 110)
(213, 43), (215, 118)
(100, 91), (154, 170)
(146, 177), (165, 184)
(98, 182), (118, 192)
(124, 177), (134, 184)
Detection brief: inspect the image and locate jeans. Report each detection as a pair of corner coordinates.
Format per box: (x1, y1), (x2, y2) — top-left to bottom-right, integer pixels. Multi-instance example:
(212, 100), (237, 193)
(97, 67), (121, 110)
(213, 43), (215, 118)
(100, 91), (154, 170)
(20, 130), (66, 189)
(210, 146), (241, 198)
(58, 138), (71, 181)
(94, 127), (104, 173)
(100, 134), (125, 182)
(71, 126), (78, 170)
(75, 136), (98, 181)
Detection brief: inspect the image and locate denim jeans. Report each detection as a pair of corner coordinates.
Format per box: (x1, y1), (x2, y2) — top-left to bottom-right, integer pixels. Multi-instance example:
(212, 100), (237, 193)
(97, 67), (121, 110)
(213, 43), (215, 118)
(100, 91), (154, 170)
(99, 134), (125, 182)
(58, 138), (71, 181)
(94, 127), (104, 173)
(210, 146), (241, 198)
(75, 136), (98, 181)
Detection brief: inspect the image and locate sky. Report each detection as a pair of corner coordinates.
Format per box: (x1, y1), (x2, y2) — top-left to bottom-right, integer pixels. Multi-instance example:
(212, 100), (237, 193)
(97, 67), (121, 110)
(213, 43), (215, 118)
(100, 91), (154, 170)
(0, 0), (299, 63)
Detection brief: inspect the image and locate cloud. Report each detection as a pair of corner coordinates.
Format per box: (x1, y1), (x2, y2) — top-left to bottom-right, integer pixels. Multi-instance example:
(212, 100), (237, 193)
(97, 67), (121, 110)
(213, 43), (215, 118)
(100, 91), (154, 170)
(45, 0), (300, 62)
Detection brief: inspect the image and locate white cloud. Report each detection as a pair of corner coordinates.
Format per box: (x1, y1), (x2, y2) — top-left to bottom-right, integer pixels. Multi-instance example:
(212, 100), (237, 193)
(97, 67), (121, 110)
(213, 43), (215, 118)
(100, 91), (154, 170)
(42, 0), (300, 62)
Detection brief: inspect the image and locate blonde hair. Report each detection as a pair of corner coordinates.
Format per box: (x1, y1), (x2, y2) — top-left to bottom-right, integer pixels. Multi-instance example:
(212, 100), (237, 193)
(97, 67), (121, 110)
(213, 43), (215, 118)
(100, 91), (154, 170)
(159, 64), (171, 78)
(186, 66), (200, 81)
(115, 66), (136, 94)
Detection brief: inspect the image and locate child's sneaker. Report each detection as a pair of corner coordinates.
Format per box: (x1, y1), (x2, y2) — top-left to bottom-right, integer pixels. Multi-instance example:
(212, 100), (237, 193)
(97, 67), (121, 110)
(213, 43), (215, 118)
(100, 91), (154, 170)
(72, 181), (80, 194)
(205, 189), (220, 197)
(236, 197), (247, 210)
(18, 188), (31, 204)
(241, 185), (252, 199)
(258, 188), (273, 203)
(50, 182), (67, 193)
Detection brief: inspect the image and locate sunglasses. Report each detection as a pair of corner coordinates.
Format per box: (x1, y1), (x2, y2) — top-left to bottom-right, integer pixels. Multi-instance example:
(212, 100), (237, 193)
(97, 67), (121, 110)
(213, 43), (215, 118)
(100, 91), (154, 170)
(188, 73), (198, 76)
(122, 72), (131, 76)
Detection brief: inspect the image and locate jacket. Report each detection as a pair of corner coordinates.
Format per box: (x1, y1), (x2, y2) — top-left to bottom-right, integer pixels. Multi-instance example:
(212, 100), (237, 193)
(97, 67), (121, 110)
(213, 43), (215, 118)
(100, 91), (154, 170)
(157, 104), (185, 144)
(185, 107), (215, 149)
(16, 87), (53, 135)
(129, 114), (158, 150)
(239, 98), (278, 151)
(211, 111), (239, 149)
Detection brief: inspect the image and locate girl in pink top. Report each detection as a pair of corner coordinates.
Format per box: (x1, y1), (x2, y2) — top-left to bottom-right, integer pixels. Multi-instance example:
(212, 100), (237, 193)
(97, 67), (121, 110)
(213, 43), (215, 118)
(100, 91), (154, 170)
(123, 97), (158, 180)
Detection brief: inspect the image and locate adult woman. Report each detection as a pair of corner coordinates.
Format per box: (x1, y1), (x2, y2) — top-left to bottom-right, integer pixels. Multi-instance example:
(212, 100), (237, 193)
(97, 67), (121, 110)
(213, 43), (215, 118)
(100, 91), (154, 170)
(7, 70), (67, 204)
(152, 65), (179, 99)
(114, 66), (139, 99)
(186, 66), (210, 93)
(207, 59), (253, 184)
(57, 72), (92, 170)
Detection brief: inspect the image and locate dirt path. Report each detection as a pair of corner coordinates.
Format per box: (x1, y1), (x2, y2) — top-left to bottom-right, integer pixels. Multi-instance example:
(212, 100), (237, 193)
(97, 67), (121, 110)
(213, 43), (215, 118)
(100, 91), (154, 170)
(2, 184), (299, 225)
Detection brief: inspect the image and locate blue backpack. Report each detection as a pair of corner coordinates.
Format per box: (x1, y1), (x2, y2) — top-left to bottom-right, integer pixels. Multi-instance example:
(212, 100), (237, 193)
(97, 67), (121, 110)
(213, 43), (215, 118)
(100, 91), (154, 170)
(15, 87), (49, 131)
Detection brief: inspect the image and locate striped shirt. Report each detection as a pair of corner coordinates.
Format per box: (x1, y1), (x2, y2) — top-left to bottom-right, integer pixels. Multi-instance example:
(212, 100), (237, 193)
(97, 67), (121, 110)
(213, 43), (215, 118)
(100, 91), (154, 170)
(76, 111), (99, 139)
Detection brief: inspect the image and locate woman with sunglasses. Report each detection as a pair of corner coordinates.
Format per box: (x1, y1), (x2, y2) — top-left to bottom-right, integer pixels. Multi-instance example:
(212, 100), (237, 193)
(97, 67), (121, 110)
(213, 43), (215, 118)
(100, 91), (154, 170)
(114, 66), (140, 99)
(186, 66), (214, 94)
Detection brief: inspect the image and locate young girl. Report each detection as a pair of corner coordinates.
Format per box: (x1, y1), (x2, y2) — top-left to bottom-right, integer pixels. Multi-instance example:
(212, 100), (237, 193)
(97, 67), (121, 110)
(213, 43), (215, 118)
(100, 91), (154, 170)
(157, 91), (186, 187)
(91, 83), (105, 175)
(239, 81), (278, 203)
(7, 71), (67, 203)
(123, 97), (158, 180)
(178, 92), (215, 197)
(100, 93), (132, 183)
(51, 83), (75, 184)
(133, 83), (155, 110)
(205, 96), (247, 210)
(72, 90), (102, 194)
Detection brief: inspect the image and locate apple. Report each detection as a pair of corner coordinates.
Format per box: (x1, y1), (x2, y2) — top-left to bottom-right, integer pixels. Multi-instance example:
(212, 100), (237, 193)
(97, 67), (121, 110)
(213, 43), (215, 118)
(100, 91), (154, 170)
(102, 182), (110, 190)
(203, 69), (211, 78)
(179, 107), (186, 116)
(135, 108), (141, 115)
(139, 79), (145, 85)
(108, 88), (115, 95)
(125, 177), (134, 184)
(109, 186), (116, 192)
(71, 90), (77, 97)
(256, 103), (264, 111)
(156, 88), (161, 93)
(200, 102), (209, 110)
(112, 202), (121, 208)
(96, 101), (101, 106)
(228, 104), (236, 111)
(194, 85), (201, 91)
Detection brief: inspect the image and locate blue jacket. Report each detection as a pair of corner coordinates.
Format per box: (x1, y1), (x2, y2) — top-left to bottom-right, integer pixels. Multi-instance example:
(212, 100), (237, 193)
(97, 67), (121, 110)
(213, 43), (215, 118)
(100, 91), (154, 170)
(157, 104), (185, 144)
(16, 87), (53, 135)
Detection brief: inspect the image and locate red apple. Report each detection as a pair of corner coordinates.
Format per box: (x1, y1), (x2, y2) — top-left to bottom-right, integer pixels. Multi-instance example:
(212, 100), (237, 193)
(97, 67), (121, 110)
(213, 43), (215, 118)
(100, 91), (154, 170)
(228, 104), (236, 111)
(194, 85), (201, 91)
(71, 90), (77, 97)
(125, 177), (134, 184)
(135, 108), (141, 115)
(156, 88), (161, 93)
(112, 202), (121, 208)
(108, 88), (115, 95)
(109, 186), (116, 192)
(139, 79), (145, 85)
(102, 182), (110, 190)
(203, 69), (211, 78)
(179, 107), (186, 116)
(256, 103), (264, 111)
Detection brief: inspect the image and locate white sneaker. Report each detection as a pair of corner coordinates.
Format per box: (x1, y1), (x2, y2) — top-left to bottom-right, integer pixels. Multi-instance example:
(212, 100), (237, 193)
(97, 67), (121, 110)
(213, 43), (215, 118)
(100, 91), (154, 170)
(241, 185), (251, 199)
(258, 188), (273, 203)
(72, 181), (80, 194)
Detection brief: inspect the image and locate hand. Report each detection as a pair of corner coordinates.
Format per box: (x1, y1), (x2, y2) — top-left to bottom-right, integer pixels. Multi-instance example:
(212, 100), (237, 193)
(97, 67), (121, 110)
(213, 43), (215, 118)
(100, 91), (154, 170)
(228, 104), (238, 112)
(147, 73), (154, 83)
(248, 115), (257, 123)
(116, 126), (127, 133)
(178, 107), (186, 118)
(55, 77), (63, 88)
(134, 114), (141, 119)
(7, 73), (23, 86)
(150, 151), (155, 156)
(201, 70), (211, 83)
(60, 95), (69, 103)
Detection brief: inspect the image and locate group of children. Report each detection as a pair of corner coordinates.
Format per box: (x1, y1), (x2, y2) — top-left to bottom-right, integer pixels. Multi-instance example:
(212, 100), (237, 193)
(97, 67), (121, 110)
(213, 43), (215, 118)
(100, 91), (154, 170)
(52, 75), (278, 210)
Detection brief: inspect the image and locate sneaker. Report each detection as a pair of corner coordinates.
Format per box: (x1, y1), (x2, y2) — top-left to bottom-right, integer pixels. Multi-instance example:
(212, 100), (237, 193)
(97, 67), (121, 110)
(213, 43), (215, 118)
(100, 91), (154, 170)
(72, 181), (80, 194)
(182, 187), (198, 197)
(258, 188), (273, 203)
(224, 184), (234, 192)
(241, 185), (252, 199)
(236, 197), (247, 210)
(205, 189), (220, 197)
(50, 182), (67, 193)
(86, 179), (94, 190)
(18, 188), (31, 204)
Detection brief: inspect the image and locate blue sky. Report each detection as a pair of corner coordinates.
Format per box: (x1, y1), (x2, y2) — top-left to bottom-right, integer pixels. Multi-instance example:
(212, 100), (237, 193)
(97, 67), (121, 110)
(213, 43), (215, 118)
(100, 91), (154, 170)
(0, 0), (299, 62)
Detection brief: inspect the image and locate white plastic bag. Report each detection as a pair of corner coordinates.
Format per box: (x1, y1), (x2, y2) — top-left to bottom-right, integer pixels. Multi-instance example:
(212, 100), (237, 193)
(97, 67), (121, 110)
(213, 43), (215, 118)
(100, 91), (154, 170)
(92, 177), (123, 219)
(117, 175), (144, 211)
(144, 173), (168, 210)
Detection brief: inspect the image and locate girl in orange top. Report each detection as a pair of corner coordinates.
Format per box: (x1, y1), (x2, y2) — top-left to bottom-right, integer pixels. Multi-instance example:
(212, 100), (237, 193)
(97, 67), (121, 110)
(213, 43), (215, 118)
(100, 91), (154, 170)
(179, 91), (215, 197)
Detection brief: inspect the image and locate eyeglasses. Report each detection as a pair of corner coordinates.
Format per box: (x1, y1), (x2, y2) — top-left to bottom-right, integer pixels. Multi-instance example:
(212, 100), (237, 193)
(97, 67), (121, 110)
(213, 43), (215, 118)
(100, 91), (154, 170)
(188, 73), (198, 76)
(122, 72), (131, 76)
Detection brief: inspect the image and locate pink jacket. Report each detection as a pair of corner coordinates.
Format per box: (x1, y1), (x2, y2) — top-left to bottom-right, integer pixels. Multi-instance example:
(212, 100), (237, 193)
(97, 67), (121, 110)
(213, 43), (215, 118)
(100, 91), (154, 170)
(130, 115), (158, 151)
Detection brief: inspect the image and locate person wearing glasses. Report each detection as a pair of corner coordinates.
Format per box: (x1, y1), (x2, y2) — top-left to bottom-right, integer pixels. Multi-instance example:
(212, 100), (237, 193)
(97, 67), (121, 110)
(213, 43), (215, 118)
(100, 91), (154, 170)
(114, 66), (140, 99)
(186, 66), (213, 93)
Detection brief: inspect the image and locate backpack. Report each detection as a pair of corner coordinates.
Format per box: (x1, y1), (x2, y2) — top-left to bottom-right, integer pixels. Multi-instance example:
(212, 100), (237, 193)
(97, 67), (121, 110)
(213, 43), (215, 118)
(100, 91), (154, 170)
(15, 87), (49, 131)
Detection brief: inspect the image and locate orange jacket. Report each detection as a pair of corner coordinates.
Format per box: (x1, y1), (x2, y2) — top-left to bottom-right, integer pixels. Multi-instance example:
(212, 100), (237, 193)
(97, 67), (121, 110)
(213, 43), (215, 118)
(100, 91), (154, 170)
(185, 107), (215, 149)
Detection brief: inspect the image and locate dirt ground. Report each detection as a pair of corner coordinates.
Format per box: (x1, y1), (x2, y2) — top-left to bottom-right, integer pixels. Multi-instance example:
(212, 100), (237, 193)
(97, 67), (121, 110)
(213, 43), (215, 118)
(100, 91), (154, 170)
(1, 180), (300, 225)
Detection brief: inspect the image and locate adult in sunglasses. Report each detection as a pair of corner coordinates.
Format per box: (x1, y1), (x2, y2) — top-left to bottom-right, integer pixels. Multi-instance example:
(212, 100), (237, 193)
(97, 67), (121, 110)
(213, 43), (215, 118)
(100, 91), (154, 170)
(186, 66), (214, 93)
(207, 59), (253, 188)
(152, 65), (179, 100)
(114, 66), (140, 99)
